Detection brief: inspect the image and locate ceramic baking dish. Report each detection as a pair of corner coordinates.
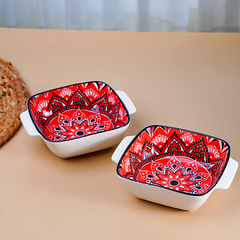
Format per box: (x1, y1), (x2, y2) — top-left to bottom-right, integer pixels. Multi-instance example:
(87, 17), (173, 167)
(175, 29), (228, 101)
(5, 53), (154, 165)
(20, 81), (136, 158)
(112, 125), (238, 211)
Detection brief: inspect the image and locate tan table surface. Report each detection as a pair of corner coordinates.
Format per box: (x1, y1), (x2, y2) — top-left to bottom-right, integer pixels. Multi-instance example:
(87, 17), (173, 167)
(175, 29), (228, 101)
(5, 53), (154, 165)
(0, 28), (240, 239)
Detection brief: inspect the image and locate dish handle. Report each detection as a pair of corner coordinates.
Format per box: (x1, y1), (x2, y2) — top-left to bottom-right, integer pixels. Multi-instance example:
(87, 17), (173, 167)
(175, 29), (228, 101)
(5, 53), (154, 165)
(20, 109), (40, 136)
(215, 158), (238, 190)
(116, 91), (136, 115)
(112, 136), (135, 163)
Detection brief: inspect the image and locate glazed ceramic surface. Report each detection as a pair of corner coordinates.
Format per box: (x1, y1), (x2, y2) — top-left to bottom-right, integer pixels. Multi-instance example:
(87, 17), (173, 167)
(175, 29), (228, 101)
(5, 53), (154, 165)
(21, 81), (136, 158)
(117, 125), (230, 195)
(28, 81), (130, 142)
(112, 125), (238, 210)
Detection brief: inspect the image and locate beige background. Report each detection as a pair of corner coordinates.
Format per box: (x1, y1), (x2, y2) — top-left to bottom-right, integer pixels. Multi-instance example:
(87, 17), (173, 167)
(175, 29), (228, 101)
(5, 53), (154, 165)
(0, 28), (240, 239)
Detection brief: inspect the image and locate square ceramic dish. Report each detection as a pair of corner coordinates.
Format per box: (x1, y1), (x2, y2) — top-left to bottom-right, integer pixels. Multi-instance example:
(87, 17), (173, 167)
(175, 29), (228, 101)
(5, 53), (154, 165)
(112, 125), (238, 211)
(20, 81), (136, 158)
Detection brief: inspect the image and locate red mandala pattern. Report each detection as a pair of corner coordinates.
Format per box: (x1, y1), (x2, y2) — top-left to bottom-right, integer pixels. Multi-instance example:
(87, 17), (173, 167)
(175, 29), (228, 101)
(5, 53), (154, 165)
(118, 126), (230, 195)
(28, 81), (129, 142)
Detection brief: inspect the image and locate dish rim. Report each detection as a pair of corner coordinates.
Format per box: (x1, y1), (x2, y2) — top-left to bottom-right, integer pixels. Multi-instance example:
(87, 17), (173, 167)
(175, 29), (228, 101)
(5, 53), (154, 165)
(116, 124), (231, 197)
(28, 81), (131, 143)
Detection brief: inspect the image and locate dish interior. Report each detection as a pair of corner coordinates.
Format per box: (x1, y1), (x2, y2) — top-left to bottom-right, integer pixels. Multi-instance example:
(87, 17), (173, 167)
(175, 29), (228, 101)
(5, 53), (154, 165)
(117, 126), (230, 195)
(28, 81), (129, 142)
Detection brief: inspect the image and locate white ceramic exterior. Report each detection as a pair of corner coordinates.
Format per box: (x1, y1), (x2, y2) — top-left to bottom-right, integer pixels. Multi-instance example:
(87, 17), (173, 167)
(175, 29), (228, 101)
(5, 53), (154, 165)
(112, 136), (238, 211)
(20, 91), (136, 158)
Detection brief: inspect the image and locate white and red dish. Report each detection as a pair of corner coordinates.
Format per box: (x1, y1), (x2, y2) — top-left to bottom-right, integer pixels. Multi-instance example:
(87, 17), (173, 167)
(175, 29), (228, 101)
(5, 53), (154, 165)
(112, 125), (238, 211)
(20, 81), (136, 158)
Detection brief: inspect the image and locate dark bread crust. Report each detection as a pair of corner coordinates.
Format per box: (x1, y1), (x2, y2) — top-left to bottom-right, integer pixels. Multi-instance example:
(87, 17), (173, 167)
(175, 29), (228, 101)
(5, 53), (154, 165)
(0, 58), (29, 146)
